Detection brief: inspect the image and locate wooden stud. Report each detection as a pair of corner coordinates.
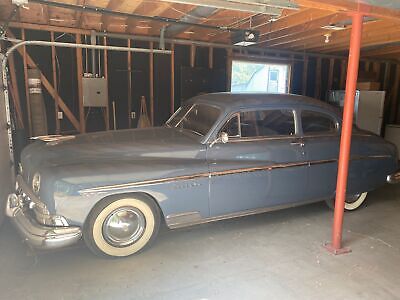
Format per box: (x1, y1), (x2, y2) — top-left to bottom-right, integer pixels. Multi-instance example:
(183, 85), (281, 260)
(50, 31), (61, 134)
(208, 46), (213, 69)
(9, 30), (81, 132)
(340, 59), (347, 90)
(21, 29), (32, 137)
(75, 33), (85, 133)
(103, 36), (110, 130)
(7, 55), (24, 129)
(315, 57), (322, 99)
(382, 62), (391, 92)
(226, 48), (233, 92)
(149, 41), (154, 126)
(302, 56), (309, 96)
(127, 38), (132, 128)
(372, 62), (381, 81)
(170, 43), (175, 115)
(390, 64), (400, 123)
(328, 58), (335, 91)
(364, 61), (371, 72)
(190, 44), (196, 68)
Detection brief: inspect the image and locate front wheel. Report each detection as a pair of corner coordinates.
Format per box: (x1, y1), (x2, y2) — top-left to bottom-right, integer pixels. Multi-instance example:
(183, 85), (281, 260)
(325, 192), (368, 211)
(83, 194), (161, 257)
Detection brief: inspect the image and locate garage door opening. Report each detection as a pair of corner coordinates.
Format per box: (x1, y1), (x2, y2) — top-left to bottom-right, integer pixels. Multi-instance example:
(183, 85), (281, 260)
(231, 60), (290, 93)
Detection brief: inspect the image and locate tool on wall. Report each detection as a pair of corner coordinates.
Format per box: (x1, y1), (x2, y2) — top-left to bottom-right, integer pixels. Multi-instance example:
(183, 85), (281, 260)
(137, 96), (151, 128)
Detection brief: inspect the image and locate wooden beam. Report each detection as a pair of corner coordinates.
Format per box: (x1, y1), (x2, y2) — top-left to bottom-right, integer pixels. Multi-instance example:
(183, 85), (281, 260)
(315, 57), (322, 99)
(9, 21), (91, 35)
(7, 55), (24, 129)
(259, 12), (343, 45)
(390, 64), (400, 123)
(170, 43), (175, 115)
(127, 38), (132, 128)
(288, 20), (395, 51)
(362, 45), (400, 58)
(50, 31), (60, 134)
(149, 41), (154, 126)
(75, 33), (85, 133)
(258, 9), (333, 38)
(302, 56), (309, 96)
(296, 0), (400, 22)
(327, 58), (335, 91)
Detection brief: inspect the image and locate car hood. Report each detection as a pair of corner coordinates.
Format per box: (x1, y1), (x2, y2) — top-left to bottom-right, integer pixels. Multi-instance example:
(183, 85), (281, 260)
(21, 127), (204, 177)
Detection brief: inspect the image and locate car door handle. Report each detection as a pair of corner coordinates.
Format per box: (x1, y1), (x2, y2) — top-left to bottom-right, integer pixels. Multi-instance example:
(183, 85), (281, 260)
(290, 139), (305, 147)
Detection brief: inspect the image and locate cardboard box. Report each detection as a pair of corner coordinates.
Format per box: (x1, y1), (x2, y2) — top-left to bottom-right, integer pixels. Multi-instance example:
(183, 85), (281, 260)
(356, 81), (381, 91)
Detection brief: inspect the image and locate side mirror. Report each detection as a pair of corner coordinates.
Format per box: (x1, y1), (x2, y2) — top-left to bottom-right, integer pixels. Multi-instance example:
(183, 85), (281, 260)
(210, 132), (229, 148)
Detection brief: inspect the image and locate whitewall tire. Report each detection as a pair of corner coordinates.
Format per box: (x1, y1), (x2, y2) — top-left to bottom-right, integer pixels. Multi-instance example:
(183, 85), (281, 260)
(325, 192), (368, 211)
(84, 194), (161, 257)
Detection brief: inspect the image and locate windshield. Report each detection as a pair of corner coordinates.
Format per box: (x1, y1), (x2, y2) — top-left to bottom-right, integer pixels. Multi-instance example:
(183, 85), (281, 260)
(166, 103), (221, 136)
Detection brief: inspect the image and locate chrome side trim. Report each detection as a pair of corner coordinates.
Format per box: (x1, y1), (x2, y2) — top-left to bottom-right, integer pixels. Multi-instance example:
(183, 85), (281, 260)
(167, 198), (323, 229)
(80, 154), (392, 193)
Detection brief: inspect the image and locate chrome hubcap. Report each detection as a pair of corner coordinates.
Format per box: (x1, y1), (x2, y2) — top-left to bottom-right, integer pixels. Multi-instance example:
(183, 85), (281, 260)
(345, 194), (361, 204)
(102, 207), (146, 247)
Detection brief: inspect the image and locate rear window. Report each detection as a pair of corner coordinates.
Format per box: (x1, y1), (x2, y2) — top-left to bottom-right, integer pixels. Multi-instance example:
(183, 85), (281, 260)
(301, 110), (337, 134)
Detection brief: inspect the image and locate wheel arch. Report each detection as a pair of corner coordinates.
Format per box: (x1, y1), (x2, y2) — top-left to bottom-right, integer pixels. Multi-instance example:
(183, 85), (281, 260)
(83, 191), (167, 227)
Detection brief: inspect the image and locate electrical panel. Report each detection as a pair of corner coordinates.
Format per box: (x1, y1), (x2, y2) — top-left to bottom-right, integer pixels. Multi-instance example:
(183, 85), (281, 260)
(82, 77), (108, 107)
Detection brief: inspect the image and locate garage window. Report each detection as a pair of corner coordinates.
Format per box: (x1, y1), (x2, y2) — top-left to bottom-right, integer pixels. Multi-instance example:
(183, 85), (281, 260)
(231, 60), (290, 93)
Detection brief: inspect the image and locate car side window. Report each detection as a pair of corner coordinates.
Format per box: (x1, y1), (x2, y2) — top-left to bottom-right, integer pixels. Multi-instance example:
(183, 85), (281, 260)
(240, 109), (295, 138)
(221, 114), (240, 138)
(301, 110), (337, 134)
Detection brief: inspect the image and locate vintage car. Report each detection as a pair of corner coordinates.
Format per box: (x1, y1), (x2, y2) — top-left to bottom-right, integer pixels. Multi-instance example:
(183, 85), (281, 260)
(6, 93), (399, 257)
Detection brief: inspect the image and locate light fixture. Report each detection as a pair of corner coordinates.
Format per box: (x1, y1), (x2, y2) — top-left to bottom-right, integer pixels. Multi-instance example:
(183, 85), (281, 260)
(231, 29), (260, 46)
(324, 33), (332, 44)
(136, 25), (152, 29)
(321, 24), (346, 31)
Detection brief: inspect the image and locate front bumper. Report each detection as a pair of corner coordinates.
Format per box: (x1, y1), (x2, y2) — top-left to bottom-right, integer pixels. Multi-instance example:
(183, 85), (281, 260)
(6, 192), (82, 250)
(387, 170), (400, 184)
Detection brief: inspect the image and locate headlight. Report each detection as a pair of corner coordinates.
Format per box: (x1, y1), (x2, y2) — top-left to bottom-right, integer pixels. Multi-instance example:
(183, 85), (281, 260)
(32, 172), (41, 195)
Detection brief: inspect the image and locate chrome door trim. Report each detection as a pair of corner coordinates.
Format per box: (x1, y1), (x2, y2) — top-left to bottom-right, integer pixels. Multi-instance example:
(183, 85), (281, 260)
(79, 154), (391, 194)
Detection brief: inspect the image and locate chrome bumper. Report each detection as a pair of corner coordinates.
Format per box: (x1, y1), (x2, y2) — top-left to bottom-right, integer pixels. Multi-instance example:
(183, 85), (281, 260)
(387, 171), (400, 184)
(6, 194), (82, 250)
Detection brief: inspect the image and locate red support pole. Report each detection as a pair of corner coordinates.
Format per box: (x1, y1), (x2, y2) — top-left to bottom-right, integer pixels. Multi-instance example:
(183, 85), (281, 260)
(325, 12), (364, 255)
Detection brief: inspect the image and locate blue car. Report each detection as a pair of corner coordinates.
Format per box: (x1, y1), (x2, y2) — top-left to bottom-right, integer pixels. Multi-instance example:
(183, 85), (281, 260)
(6, 93), (399, 257)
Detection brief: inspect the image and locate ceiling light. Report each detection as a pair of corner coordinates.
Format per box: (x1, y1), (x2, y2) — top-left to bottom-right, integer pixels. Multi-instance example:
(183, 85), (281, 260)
(136, 25), (152, 29)
(231, 29), (260, 46)
(324, 33), (332, 44)
(184, 31), (195, 34)
(321, 24), (346, 31)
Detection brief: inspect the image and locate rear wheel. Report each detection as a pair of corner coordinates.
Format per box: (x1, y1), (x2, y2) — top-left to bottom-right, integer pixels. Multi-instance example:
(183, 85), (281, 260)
(325, 192), (368, 211)
(83, 194), (161, 257)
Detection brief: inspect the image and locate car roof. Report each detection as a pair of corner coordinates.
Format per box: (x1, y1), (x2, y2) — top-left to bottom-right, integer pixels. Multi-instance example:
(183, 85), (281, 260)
(187, 92), (341, 117)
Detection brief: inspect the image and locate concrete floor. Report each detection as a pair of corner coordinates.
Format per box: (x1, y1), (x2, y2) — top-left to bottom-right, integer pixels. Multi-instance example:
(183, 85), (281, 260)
(1, 185), (400, 300)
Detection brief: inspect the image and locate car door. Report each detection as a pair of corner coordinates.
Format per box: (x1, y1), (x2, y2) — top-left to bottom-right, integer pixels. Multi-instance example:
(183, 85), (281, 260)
(207, 107), (308, 217)
(300, 109), (341, 201)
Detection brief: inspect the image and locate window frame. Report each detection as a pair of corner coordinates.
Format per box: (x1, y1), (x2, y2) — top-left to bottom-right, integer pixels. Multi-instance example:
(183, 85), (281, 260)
(218, 107), (298, 142)
(299, 109), (340, 137)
